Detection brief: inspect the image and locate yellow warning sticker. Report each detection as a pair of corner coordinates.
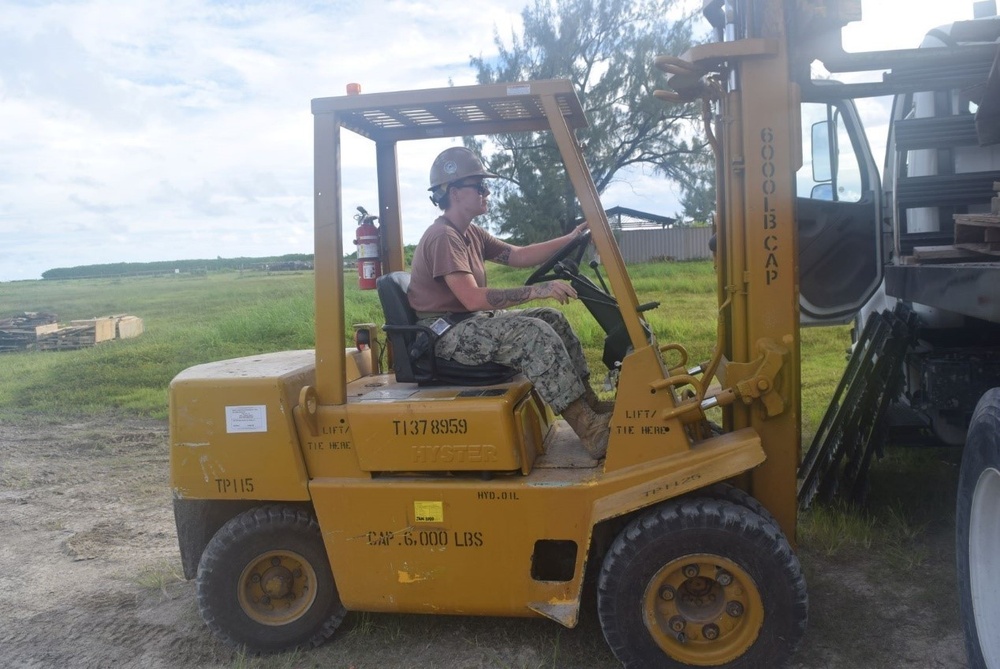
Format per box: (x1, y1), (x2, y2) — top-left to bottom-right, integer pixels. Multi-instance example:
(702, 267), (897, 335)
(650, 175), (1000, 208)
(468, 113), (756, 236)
(414, 500), (444, 523)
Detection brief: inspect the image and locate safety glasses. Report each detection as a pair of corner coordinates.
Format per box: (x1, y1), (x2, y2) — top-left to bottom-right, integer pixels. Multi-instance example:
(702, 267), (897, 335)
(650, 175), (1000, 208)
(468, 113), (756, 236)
(451, 181), (490, 195)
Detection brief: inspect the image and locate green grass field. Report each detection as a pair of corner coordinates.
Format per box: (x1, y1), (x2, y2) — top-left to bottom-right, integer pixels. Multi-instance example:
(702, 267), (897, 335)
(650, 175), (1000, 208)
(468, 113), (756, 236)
(0, 262), (964, 667)
(0, 261), (851, 431)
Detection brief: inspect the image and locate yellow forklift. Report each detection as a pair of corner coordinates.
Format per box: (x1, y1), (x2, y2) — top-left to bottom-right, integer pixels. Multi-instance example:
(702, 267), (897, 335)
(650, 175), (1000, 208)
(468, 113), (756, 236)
(170, 77), (808, 666)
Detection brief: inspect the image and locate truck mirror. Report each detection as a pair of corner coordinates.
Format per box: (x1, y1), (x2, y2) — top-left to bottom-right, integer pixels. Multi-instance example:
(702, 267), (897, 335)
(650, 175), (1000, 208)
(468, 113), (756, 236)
(811, 120), (832, 182)
(810, 183), (834, 201)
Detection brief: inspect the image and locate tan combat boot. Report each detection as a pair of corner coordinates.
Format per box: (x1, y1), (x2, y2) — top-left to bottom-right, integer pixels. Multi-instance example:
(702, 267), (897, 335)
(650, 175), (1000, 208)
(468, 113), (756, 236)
(584, 385), (615, 415)
(561, 397), (611, 459)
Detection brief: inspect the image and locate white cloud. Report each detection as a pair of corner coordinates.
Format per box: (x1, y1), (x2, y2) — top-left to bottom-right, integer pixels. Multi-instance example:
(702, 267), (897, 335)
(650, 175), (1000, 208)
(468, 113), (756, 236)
(0, 0), (531, 280)
(0, 0), (981, 281)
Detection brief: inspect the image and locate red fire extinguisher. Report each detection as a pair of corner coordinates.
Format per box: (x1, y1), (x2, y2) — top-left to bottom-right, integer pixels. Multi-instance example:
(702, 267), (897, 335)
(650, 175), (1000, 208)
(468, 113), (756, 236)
(354, 206), (382, 290)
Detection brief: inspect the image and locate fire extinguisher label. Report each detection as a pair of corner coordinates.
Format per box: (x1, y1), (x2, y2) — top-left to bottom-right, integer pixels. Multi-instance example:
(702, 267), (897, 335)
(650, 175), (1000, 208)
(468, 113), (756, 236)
(358, 243), (378, 258)
(362, 263), (377, 279)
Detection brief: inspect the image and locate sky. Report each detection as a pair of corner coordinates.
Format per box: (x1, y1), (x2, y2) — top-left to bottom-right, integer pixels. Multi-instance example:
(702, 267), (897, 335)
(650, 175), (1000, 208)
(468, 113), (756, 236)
(0, 0), (982, 282)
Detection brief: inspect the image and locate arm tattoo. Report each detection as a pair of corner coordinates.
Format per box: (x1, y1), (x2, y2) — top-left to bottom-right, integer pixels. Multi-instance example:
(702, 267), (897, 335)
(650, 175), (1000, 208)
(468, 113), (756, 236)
(486, 286), (533, 308)
(493, 247), (512, 265)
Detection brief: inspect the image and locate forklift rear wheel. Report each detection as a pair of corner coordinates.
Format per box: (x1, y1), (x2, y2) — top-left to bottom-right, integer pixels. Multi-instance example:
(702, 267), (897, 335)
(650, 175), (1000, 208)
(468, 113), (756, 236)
(196, 505), (346, 653)
(597, 498), (807, 668)
(956, 388), (1000, 669)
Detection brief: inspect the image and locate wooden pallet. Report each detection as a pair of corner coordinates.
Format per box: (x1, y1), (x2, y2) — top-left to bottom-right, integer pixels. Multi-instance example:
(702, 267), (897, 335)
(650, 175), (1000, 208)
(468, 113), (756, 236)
(954, 213), (1000, 256)
(114, 315), (144, 339)
(0, 312), (59, 352)
(69, 317), (117, 343)
(35, 325), (99, 351)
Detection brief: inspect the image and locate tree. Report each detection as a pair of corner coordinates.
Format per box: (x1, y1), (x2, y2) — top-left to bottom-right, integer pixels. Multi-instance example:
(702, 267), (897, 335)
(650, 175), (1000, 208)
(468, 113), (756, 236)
(678, 145), (716, 224)
(468, 0), (712, 243)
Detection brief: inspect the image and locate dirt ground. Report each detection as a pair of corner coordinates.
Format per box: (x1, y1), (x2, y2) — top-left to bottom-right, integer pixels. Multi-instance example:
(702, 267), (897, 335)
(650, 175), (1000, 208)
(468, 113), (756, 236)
(0, 415), (969, 669)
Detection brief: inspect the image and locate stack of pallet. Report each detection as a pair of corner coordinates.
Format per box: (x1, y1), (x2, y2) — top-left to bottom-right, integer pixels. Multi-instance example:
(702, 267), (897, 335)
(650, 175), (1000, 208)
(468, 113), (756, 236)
(35, 317), (116, 351)
(32, 314), (145, 352)
(953, 182), (1000, 257)
(0, 312), (59, 352)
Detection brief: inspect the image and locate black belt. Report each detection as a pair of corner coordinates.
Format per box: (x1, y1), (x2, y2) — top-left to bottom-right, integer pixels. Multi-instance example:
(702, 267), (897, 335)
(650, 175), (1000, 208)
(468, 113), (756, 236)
(416, 311), (478, 323)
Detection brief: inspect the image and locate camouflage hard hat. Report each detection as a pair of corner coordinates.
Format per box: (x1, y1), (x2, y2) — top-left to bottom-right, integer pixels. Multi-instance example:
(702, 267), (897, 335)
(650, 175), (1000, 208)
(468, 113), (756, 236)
(428, 147), (497, 191)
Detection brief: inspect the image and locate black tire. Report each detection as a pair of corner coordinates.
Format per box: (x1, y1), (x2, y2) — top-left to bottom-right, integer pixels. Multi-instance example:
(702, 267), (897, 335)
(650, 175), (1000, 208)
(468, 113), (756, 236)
(693, 482), (777, 525)
(597, 498), (807, 668)
(956, 388), (1000, 669)
(196, 505), (346, 653)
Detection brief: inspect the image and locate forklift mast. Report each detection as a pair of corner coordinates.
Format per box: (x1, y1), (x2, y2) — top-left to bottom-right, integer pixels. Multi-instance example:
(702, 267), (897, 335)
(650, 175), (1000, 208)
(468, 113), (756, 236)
(663, 3), (1000, 666)
(659, 0), (820, 536)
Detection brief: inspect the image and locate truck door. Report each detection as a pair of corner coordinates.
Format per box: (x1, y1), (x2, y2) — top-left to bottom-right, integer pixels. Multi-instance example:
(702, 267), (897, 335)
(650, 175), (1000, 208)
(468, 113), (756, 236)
(797, 98), (884, 324)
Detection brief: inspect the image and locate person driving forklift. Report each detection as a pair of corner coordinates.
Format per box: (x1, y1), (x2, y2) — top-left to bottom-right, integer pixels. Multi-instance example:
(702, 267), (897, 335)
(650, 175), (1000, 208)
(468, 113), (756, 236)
(408, 146), (612, 458)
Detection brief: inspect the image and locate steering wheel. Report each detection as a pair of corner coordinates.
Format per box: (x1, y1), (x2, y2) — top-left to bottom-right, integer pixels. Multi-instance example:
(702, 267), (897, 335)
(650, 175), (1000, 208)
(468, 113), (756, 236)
(525, 230), (592, 285)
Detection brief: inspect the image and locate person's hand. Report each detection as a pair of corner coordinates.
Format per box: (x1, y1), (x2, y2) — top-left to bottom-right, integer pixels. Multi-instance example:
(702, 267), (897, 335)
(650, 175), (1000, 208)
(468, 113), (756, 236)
(534, 280), (577, 304)
(572, 221), (590, 238)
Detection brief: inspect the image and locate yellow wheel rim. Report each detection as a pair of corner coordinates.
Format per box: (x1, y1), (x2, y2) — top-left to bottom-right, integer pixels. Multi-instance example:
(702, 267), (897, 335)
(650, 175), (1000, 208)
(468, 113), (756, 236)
(237, 549), (318, 626)
(642, 553), (764, 666)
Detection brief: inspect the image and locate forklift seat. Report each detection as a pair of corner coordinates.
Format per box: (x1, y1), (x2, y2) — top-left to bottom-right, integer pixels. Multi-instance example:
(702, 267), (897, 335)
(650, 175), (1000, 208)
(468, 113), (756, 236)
(376, 272), (517, 386)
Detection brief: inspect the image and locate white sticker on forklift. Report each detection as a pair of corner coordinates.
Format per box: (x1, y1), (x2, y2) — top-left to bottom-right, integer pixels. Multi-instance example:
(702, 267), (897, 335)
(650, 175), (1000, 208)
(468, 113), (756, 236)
(414, 500), (444, 523)
(507, 84), (530, 96)
(225, 405), (267, 433)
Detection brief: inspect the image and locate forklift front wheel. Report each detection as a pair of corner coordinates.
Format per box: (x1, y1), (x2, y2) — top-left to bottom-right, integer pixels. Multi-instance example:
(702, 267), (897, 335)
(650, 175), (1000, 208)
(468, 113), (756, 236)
(597, 498), (807, 668)
(196, 505), (346, 653)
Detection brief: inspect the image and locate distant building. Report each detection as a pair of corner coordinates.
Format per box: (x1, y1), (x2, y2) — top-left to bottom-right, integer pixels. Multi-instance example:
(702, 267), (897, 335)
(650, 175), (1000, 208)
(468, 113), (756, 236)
(605, 206), (713, 263)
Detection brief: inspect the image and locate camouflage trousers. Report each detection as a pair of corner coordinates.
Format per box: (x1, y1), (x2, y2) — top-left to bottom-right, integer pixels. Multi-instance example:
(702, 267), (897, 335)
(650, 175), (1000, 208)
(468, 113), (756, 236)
(426, 308), (589, 413)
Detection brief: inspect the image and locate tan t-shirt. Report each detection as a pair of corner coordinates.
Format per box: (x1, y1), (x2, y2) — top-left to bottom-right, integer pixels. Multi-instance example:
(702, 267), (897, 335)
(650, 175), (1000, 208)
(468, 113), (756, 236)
(408, 217), (512, 313)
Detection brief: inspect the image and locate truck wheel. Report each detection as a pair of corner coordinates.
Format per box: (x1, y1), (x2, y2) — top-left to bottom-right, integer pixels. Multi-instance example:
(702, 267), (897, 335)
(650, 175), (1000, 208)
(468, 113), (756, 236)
(957, 388), (1000, 669)
(196, 505), (346, 653)
(597, 498), (807, 668)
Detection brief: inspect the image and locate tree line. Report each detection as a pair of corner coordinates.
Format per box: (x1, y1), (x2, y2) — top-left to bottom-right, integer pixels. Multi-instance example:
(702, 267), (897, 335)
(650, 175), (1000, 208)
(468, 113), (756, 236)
(41, 254), (315, 280)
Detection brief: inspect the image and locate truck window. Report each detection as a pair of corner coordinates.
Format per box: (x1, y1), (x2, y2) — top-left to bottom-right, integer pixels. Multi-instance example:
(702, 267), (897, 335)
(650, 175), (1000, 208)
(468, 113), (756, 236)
(799, 102), (863, 203)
